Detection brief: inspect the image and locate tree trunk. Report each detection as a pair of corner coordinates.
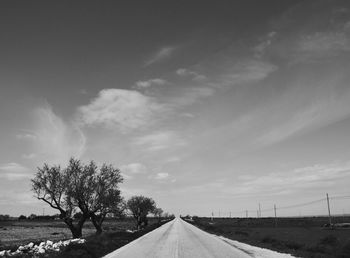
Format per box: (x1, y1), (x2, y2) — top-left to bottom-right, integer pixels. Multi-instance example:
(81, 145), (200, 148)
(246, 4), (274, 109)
(90, 214), (103, 235)
(64, 218), (83, 238)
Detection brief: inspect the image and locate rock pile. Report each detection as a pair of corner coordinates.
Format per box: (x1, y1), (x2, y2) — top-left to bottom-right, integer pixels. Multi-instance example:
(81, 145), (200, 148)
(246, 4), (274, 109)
(0, 238), (86, 257)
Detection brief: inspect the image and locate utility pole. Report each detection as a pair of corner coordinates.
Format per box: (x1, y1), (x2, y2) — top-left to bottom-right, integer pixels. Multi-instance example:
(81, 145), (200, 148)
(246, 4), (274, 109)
(211, 211), (214, 221)
(246, 210), (248, 218)
(274, 204), (277, 227)
(326, 193), (332, 226)
(259, 203), (261, 218)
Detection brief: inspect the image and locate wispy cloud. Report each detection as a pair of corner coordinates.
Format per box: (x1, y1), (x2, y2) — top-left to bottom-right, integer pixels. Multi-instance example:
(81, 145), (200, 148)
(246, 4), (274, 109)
(230, 162), (350, 197)
(77, 89), (167, 132)
(168, 87), (215, 107)
(133, 131), (186, 152)
(145, 46), (177, 66)
(121, 163), (147, 174)
(0, 163), (32, 181)
(176, 68), (207, 81)
(16, 133), (37, 141)
(135, 78), (167, 89)
(155, 172), (169, 180)
(31, 104), (86, 164)
(215, 59), (277, 88)
(22, 153), (36, 160)
(256, 83), (350, 146)
(253, 31), (277, 58)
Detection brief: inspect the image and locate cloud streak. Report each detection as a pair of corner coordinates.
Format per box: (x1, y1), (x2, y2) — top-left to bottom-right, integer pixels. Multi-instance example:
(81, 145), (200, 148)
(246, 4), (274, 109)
(0, 163), (32, 181)
(133, 131), (186, 152)
(135, 78), (167, 89)
(145, 46), (177, 66)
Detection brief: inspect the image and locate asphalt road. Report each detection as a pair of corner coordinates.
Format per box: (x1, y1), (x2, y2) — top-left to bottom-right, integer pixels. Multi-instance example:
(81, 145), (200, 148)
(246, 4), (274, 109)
(104, 218), (253, 258)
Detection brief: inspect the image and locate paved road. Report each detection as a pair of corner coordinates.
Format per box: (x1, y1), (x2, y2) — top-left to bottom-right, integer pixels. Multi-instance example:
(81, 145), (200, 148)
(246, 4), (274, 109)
(104, 218), (252, 258)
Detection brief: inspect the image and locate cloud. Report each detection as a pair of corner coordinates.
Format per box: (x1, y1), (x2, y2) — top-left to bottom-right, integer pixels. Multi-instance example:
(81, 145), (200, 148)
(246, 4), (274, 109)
(133, 131), (186, 151)
(230, 162), (350, 197)
(176, 68), (207, 81)
(135, 78), (167, 89)
(175, 162), (350, 199)
(77, 89), (167, 132)
(22, 153), (36, 159)
(0, 163), (32, 181)
(253, 31), (277, 57)
(16, 133), (37, 140)
(31, 105), (86, 164)
(256, 83), (350, 146)
(292, 31), (350, 63)
(155, 172), (169, 180)
(299, 32), (350, 53)
(164, 156), (181, 163)
(121, 163), (147, 175)
(261, 2), (350, 64)
(216, 60), (277, 87)
(168, 87), (215, 107)
(145, 46), (176, 66)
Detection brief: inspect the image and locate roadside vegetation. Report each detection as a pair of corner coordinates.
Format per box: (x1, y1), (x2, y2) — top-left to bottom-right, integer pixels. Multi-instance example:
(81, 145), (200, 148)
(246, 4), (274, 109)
(0, 157), (175, 257)
(185, 216), (350, 258)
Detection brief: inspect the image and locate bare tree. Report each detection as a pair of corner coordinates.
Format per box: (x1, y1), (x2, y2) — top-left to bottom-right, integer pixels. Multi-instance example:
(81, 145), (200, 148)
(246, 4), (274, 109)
(127, 195), (156, 230)
(32, 158), (124, 237)
(31, 163), (86, 238)
(88, 164), (124, 234)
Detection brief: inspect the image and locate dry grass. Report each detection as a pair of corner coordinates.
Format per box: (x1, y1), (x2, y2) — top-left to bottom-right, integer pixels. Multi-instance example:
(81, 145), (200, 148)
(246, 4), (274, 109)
(189, 216), (350, 258)
(0, 219), (135, 251)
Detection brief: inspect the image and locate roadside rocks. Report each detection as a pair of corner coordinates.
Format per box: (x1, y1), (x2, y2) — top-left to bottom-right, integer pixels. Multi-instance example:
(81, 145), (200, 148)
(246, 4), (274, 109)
(0, 238), (86, 257)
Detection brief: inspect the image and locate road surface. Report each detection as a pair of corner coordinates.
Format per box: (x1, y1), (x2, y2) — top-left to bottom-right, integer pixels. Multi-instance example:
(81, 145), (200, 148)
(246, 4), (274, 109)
(104, 218), (253, 258)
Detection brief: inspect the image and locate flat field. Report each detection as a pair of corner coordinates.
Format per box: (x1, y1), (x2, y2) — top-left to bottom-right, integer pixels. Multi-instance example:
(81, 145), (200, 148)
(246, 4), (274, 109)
(0, 218), (138, 251)
(189, 216), (350, 258)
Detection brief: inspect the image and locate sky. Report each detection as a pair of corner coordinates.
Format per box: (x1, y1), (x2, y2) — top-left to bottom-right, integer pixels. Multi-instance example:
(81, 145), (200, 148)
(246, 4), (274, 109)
(1, 0), (350, 217)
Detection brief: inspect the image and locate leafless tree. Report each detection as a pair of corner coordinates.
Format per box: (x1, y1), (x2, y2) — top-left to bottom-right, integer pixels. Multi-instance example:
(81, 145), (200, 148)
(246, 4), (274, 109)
(31, 163), (85, 238)
(32, 158), (124, 237)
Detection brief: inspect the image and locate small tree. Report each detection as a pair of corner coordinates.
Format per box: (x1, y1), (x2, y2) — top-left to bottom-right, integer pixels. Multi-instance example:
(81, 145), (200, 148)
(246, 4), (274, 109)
(88, 164), (124, 234)
(18, 215), (27, 220)
(153, 207), (163, 224)
(127, 196), (156, 230)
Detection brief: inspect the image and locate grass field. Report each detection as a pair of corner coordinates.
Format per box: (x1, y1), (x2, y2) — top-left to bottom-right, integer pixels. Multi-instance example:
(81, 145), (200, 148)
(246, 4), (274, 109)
(188, 216), (350, 258)
(0, 218), (146, 251)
